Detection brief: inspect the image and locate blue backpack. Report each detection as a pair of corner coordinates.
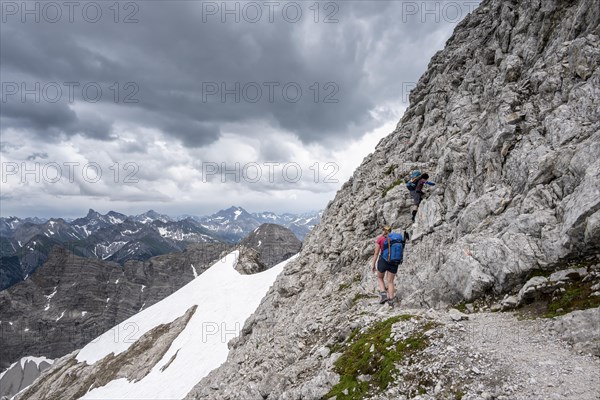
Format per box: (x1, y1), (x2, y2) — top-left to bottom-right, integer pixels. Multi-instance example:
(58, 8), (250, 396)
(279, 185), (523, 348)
(405, 170), (421, 191)
(381, 232), (405, 265)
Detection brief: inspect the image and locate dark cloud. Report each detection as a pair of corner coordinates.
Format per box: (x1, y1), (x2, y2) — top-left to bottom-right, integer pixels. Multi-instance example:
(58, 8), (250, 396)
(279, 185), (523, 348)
(163, 119), (221, 148)
(0, 1), (481, 217)
(26, 152), (48, 161)
(0, 1), (481, 147)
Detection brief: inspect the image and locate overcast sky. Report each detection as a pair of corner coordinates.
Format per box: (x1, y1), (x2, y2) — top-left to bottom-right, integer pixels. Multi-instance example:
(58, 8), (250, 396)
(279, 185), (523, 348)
(1, 0), (481, 218)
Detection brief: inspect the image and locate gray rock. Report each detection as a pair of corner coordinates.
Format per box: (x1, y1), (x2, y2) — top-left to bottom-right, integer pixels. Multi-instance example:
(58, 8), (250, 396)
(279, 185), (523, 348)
(501, 295), (518, 310)
(517, 277), (549, 304)
(549, 308), (600, 356)
(449, 308), (469, 321)
(548, 268), (588, 282)
(237, 224), (302, 271)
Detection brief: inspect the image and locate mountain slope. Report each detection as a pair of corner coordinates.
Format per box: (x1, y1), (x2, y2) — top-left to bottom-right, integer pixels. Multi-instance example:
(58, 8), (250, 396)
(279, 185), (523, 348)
(181, 0), (599, 398)
(0, 243), (231, 371)
(14, 251), (294, 400)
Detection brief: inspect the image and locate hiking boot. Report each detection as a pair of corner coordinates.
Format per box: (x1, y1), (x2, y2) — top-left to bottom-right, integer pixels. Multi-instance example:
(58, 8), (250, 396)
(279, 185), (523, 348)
(379, 291), (388, 304)
(388, 297), (396, 307)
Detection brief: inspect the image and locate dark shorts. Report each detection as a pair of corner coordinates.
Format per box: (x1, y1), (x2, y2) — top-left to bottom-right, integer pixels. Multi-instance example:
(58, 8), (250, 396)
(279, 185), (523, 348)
(410, 190), (423, 205)
(377, 257), (399, 274)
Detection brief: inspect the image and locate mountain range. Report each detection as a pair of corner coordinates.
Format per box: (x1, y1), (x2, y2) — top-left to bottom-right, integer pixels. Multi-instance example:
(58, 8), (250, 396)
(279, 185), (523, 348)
(0, 206), (320, 291)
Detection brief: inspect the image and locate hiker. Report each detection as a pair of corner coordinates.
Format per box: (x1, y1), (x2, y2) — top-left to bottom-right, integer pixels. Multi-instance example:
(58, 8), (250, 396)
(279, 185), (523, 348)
(372, 226), (405, 305)
(407, 172), (435, 222)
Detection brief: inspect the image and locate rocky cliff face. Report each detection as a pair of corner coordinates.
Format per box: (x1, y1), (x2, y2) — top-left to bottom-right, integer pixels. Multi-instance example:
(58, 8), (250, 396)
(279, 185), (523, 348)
(0, 242), (230, 371)
(238, 223), (302, 271)
(0, 356), (53, 399)
(184, 0), (599, 398)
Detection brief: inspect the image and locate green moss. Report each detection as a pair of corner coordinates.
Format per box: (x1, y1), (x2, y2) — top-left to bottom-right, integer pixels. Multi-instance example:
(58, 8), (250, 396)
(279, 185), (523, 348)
(454, 302), (467, 313)
(351, 293), (371, 305)
(543, 282), (600, 318)
(455, 389), (465, 399)
(323, 315), (431, 400)
(381, 179), (404, 198)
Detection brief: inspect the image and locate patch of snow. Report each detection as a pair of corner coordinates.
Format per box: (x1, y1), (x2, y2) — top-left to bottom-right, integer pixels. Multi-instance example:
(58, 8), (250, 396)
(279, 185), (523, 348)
(20, 356), (53, 370)
(9, 321), (13, 326)
(258, 240), (262, 247)
(108, 215), (125, 225)
(78, 251), (296, 400)
(191, 264), (198, 278)
(45, 287), (58, 301)
(82, 311), (88, 317)
(18, 240), (22, 247)
(80, 225), (91, 237)
(233, 210), (242, 220)
(56, 311), (65, 322)
(115, 279), (120, 284)
(141, 285), (145, 292)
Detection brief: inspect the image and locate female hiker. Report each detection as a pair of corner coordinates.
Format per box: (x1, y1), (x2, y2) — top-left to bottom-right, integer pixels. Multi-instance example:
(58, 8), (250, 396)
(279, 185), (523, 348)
(372, 225), (399, 305)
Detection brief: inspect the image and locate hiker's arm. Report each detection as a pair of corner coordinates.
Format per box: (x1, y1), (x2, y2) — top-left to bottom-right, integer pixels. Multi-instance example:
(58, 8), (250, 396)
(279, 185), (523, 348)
(425, 181), (435, 186)
(372, 244), (380, 271)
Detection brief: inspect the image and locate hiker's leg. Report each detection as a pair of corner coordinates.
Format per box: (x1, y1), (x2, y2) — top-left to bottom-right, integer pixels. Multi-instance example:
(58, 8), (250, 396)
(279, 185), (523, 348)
(376, 271), (386, 292)
(386, 272), (396, 300)
(410, 191), (420, 222)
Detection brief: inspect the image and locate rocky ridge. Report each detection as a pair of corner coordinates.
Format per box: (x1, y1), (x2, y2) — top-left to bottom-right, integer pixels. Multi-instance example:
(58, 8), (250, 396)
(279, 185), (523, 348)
(236, 223), (302, 273)
(184, 0), (600, 398)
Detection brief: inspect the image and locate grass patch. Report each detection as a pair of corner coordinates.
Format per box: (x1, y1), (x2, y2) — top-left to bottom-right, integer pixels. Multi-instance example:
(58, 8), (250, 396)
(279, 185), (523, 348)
(323, 315), (431, 400)
(454, 302), (467, 313)
(525, 268), (554, 279)
(339, 274), (362, 291)
(381, 179), (404, 198)
(517, 278), (600, 319)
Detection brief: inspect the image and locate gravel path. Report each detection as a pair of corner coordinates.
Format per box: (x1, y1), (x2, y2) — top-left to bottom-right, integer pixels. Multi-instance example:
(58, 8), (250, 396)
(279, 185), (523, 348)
(360, 302), (600, 400)
(455, 312), (600, 400)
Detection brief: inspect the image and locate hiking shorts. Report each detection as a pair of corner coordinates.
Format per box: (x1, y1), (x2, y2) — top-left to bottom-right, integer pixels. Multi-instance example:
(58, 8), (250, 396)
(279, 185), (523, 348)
(410, 190), (423, 206)
(377, 257), (399, 274)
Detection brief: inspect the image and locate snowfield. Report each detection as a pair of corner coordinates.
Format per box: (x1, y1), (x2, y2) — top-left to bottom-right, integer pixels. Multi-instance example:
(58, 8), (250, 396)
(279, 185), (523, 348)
(75, 251), (293, 399)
